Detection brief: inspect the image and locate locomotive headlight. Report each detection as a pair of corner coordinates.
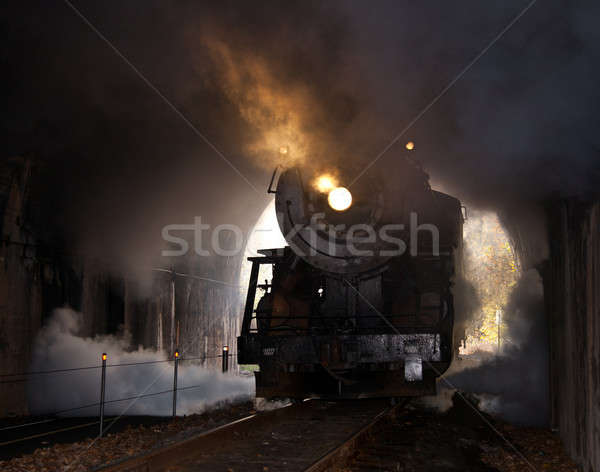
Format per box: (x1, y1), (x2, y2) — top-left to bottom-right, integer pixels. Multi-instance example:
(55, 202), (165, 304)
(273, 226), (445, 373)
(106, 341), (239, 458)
(328, 187), (352, 211)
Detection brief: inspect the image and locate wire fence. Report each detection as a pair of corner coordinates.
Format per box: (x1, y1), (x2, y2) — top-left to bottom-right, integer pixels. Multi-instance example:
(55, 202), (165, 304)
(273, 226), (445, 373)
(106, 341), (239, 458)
(48, 380), (229, 417)
(1, 231), (248, 440)
(0, 349), (238, 439)
(0, 378), (243, 445)
(0, 354), (227, 384)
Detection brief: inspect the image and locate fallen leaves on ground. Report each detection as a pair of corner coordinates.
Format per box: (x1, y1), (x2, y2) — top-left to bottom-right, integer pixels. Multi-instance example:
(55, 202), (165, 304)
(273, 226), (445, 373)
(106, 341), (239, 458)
(0, 401), (255, 472)
(481, 423), (579, 472)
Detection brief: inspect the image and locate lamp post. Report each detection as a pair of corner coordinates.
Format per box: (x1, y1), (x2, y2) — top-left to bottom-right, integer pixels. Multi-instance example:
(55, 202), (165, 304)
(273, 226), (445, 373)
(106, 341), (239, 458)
(99, 353), (107, 437)
(172, 349), (179, 418)
(222, 346), (229, 373)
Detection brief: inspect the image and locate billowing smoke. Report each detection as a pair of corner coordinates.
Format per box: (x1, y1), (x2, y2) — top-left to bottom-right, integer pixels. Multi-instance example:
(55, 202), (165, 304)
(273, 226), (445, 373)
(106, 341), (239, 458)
(435, 209), (549, 425)
(4, 0), (600, 428)
(439, 269), (548, 426)
(27, 309), (254, 416)
(4, 1), (599, 274)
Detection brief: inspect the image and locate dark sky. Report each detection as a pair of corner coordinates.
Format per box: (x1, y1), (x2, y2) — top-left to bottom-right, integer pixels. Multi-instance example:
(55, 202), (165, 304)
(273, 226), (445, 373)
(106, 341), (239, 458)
(2, 0), (599, 274)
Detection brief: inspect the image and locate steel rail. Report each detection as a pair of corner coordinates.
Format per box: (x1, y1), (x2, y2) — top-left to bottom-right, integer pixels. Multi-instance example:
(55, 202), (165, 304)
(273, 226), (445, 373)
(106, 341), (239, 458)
(95, 399), (406, 472)
(304, 399), (409, 472)
(96, 403), (296, 472)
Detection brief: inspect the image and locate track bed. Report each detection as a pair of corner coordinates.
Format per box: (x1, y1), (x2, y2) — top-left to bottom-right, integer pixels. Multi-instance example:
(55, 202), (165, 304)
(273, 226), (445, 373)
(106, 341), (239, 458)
(99, 399), (394, 472)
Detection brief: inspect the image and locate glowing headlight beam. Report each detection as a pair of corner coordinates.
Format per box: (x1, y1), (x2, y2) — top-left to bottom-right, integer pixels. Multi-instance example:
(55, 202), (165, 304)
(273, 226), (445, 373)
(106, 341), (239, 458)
(315, 175), (336, 193)
(328, 187), (352, 211)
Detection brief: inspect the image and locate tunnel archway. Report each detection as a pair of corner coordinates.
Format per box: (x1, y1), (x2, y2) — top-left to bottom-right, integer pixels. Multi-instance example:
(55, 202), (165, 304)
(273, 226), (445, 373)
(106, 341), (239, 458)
(460, 210), (520, 355)
(239, 199), (286, 293)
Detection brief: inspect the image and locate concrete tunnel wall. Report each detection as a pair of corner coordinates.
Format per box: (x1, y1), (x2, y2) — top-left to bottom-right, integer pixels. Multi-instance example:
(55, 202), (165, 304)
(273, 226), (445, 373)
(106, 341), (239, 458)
(494, 198), (600, 472)
(544, 200), (600, 472)
(0, 157), (244, 416)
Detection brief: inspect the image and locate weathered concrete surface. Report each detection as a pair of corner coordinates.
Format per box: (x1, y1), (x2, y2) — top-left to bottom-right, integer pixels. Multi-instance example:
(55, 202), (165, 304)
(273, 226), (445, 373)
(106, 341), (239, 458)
(546, 199), (600, 472)
(0, 157), (242, 415)
(0, 158), (125, 415)
(0, 158), (44, 415)
(124, 274), (241, 370)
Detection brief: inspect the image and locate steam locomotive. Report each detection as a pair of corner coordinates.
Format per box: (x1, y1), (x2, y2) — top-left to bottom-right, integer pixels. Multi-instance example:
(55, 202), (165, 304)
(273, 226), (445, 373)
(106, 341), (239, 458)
(238, 157), (463, 399)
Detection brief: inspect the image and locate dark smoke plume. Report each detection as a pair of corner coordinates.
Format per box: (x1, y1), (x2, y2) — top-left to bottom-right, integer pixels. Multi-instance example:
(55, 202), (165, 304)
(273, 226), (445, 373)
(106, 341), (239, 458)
(3, 0), (599, 270)
(3, 0), (600, 425)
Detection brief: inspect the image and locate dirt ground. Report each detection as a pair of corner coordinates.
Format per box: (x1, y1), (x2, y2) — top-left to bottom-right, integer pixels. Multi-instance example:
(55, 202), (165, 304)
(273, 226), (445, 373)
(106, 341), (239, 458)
(345, 394), (578, 472)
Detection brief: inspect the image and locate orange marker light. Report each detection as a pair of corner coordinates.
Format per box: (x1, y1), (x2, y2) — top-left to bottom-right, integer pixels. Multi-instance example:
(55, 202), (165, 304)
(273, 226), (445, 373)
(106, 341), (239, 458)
(102, 353), (107, 361)
(174, 350), (180, 358)
(405, 141), (415, 150)
(223, 346), (229, 352)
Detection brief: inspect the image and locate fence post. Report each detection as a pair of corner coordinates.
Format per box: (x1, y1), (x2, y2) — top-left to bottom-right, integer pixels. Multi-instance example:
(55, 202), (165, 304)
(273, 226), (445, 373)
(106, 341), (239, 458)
(99, 353), (107, 437)
(172, 349), (179, 418)
(222, 346), (229, 373)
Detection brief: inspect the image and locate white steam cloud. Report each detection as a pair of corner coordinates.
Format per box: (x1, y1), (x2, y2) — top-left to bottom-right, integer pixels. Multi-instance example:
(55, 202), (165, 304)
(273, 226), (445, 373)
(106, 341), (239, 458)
(27, 309), (254, 416)
(430, 269), (549, 426)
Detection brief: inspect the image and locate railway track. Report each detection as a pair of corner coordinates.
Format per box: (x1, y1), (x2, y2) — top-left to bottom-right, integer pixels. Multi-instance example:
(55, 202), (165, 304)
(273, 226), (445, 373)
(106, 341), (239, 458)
(97, 399), (404, 472)
(0, 416), (172, 461)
